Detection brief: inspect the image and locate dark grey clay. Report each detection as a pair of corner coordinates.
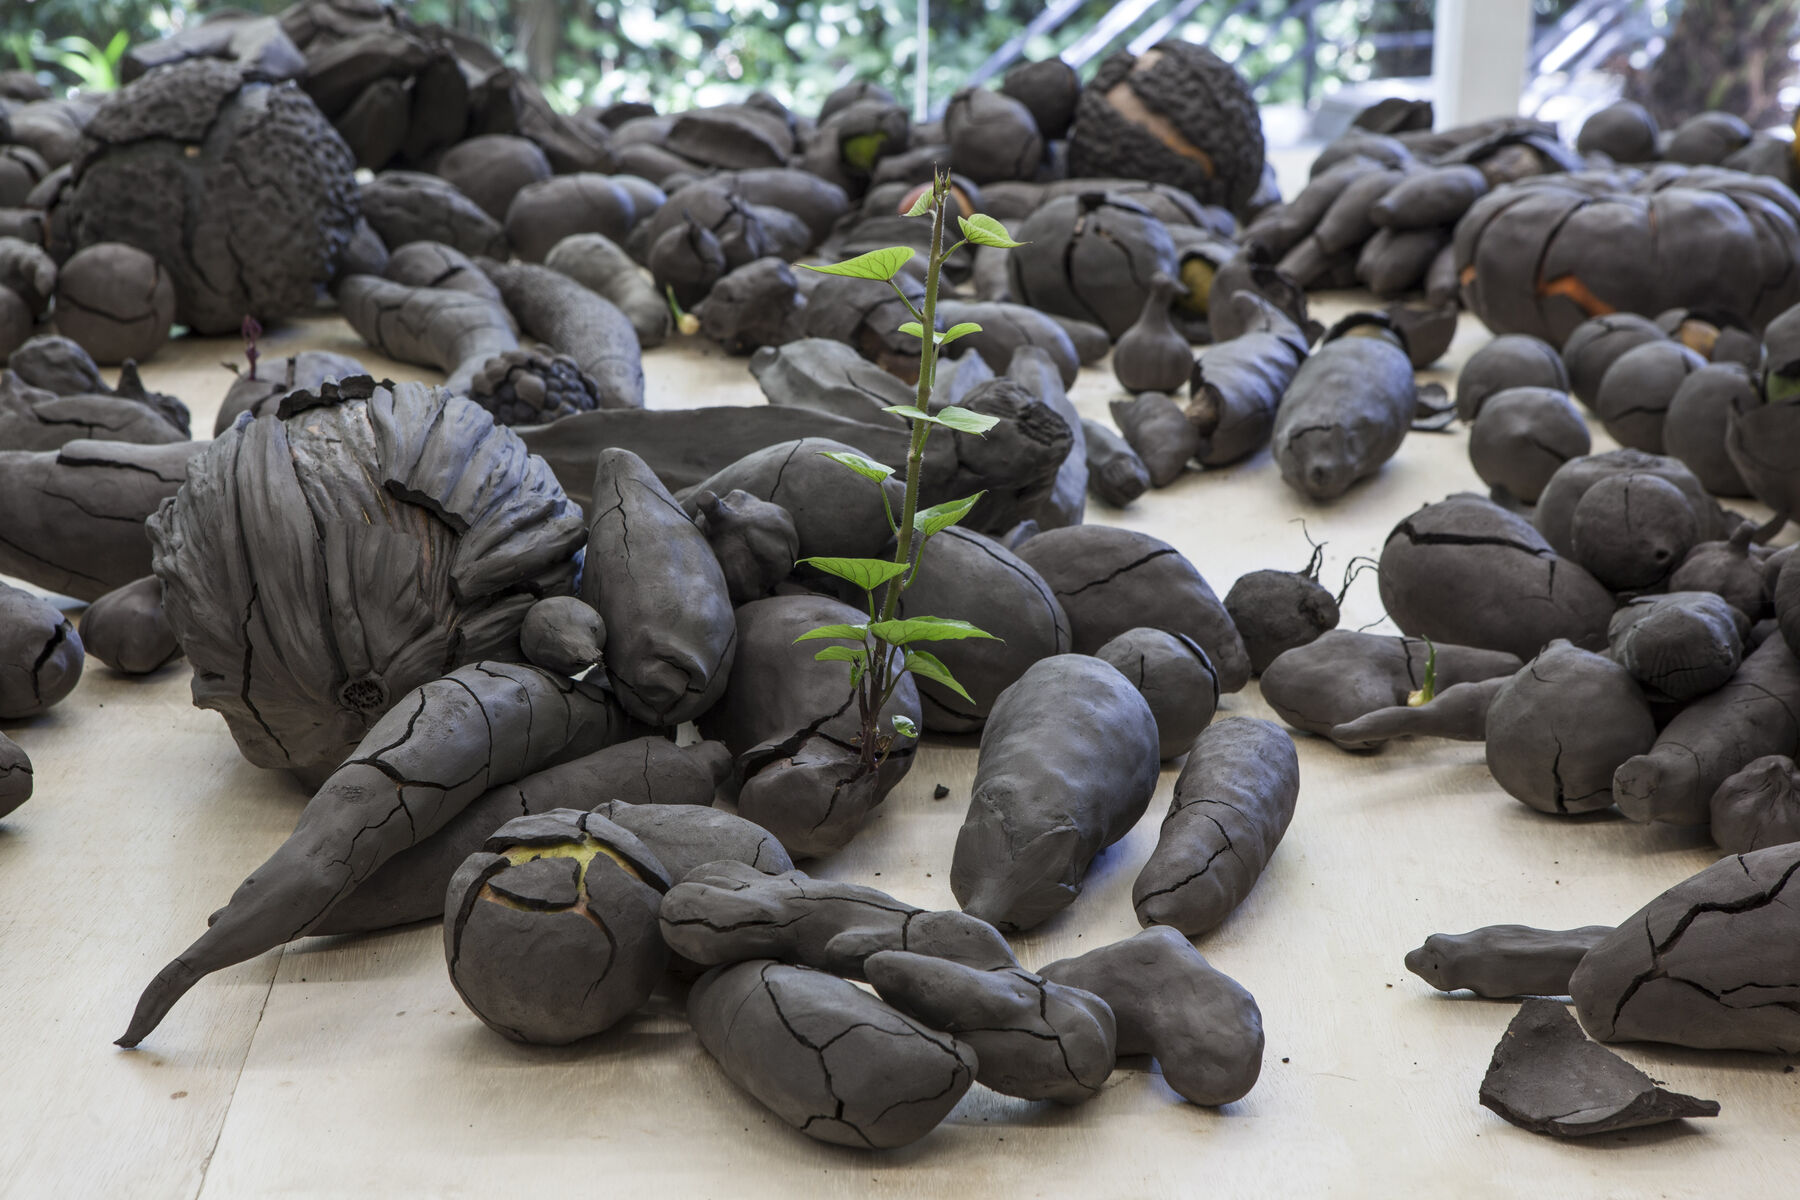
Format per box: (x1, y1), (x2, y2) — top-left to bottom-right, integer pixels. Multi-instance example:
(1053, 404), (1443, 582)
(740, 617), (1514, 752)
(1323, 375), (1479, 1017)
(1096, 626), (1219, 759)
(518, 595), (606, 677)
(0, 580), (83, 718)
(480, 258), (645, 409)
(0, 730), (30, 819)
(1272, 320), (1417, 501)
(1485, 640), (1654, 815)
(1709, 754), (1800, 853)
(51, 242), (175, 365)
(1080, 418), (1151, 506)
(337, 275), (518, 393)
(1607, 591), (1747, 703)
(690, 489), (798, 605)
(77, 575), (179, 675)
(1224, 560), (1340, 676)
(1110, 391), (1198, 487)
(1467, 387), (1590, 505)
(1405, 925), (1614, 998)
(1454, 335), (1568, 423)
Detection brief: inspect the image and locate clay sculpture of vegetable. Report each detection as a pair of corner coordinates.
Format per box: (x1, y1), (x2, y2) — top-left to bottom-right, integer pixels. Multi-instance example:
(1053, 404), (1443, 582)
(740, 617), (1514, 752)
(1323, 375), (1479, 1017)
(1663, 362), (1755, 496)
(118, 660), (638, 1047)
(1223, 542), (1341, 675)
(1002, 344), (1088, 533)
(1612, 633), (1800, 826)
(0, 372), (186, 451)
(1406, 925), (1613, 998)
(1454, 335), (1569, 422)
(47, 60), (358, 334)
(660, 860), (1016, 977)
(357, 171), (508, 259)
(0, 438), (201, 601)
(381, 239), (510, 312)
(1467, 387), (1591, 505)
(1569, 472), (1705, 594)
(1112, 274), (1192, 395)
(1571, 840), (1800, 1052)
(146, 378), (586, 783)
(1480, 999), (1719, 1137)
(518, 595), (605, 677)
(581, 448), (735, 726)
(1782, 552), (1800, 654)
(693, 257), (806, 355)
(1593, 339), (1707, 452)
(751, 336), (912, 422)
(50, 242), (175, 366)
(688, 960), (977, 1150)
(951, 654), (1159, 932)
(589, 802), (793, 885)
(1576, 101), (1659, 162)
(1066, 39), (1264, 215)
(866, 951), (1116, 1104)
(77, 575), (179, 676)
(1110, 391), (1198, 488)
(310, 737), (733, 936)
(1041, 926), (1263, 1107)
(544, 232), (671, 349)
(215, 348), (368, 433)
(1453, 167), (1800, 346)
(1378, 494), (1616, 660)
(0, 580), (83, 718)
(1710, 755), (1800, 853)
(336, 275), (518, 394)
(1259, 630), (1521, 749)
(503, 174), (646, 264)
(0, 730), (30, 819)
(1185, 293), (1310, 468)
(1017, 525), (1251, 692)
(1560, 313), (1666, 409)
(698, 594), (920, 859)
(1272, 315), (1420, 502)
(1483, 641), (1656, 815)
(1727, 302), (1800, 522)
(999, 57), (1079, 141)
(444, 808), (670, 1044)
(1607, 591), (1747, 703)
(1007, 192), (1179, 340)
(1132, 717), (1299, 935)
(434, 134), (552, 222)
(466, 350), (603, 426)
(1095, 627), (1219, 759)
(934, 299), (1081, 389)
(1670, 526), (1773, 619)
(1081, 417), (1151, 506)
(478, 258), (645, 409)
(1533, 449), (1724, 566)
(690, 489), (798, 605)
(943, 87), (1042, 185)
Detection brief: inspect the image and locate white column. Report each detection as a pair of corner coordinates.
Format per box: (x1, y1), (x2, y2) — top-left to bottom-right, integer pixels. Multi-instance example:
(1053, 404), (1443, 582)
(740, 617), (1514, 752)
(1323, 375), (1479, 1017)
(1432, 0), (1533, 128)
(915, 0), (930, 122)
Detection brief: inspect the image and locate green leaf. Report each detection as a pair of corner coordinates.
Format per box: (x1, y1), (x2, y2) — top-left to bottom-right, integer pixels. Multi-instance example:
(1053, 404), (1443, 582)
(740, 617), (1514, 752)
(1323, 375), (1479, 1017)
(873, 616), (999, 646)
(912, 492), (985, 539)
(814, 645), (869, 664)
(798, 246), (913, 282)
(904, 188), (934, 217)
(958, 213), (1024, 249)
(897, 320), (925, 338)
(798, 556), (910, 591)
(932, 405), (1002, 435)
(795, 623), (870, 643)
(903, 649), (975, 702)
(939, 322), (982, 347)
(841, 130), (889, 172)
(891, 713), (919, 738)
(819, 450), (894, 484)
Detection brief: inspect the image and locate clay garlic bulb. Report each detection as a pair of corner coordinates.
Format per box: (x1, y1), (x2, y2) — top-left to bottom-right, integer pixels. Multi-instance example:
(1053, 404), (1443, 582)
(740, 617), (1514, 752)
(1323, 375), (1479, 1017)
(444, 809), (671, 1045)
(52, 242), (176, 365)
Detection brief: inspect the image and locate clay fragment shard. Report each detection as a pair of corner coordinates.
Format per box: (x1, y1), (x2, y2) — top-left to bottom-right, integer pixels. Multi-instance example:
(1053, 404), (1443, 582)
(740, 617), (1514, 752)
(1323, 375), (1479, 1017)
(689, 960), (978, 1150)
(1480, 999), (1718, 1137)
(660, 859), (1016, 977)
(866, 951), (1116, 1104)
(1405, 926), (1613, 998)
(1041, 925), (1263, 1106)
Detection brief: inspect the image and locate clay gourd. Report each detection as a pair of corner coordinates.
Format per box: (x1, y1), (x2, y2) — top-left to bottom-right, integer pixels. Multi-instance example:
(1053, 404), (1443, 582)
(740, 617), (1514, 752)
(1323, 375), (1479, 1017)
(1095, 627), (1219, 759)
(1663, 362), (1755, 496)
(1112, 273), (1193, 394)
(51, 242), (175, 365)
(1185, 292), (1310, 468)
(518, 595), (605, 677)
(1593, 339), (1707, 452)
(1560, 313), (1666, 410)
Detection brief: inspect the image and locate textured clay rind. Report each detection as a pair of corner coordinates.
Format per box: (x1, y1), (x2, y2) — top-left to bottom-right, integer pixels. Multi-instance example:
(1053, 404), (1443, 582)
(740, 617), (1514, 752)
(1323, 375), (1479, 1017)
(865, 951), (1116, 1105)
(1709, 755), (1800, 854)
(444, 808), (669, 1045)
(1223, 567), (1340, 676)
(77, 575), (180, 675)
(1607, 591), (1746, 704)
(952, 654), (1160, 932)
(688, 960), (978, 1150)
(119, 661), (637, 1046)
(1612, 634), (1800, 826)
(1481, 999), (1719, 1137)
(1132, 717), (1298, 935)
(1041, 925), (1263, 1107)
(214, 349), (368, 433)
(0, 730), (31, 819)
(479, 258), (645, 409)
(660, 859), (1016, 978)
(890, 526), (1072, 733)
(1271, 331), (1415, 501)
(1485, 640), (1655, 816)
(581, 448), (736, 727)
(311, 738), (731, 936)
(1378, 494), (1616, 661)
(1096, 626), (1219, 759)
(146, 381), (586, 782)
(1571, 841), (1800, 1052)
(1017, 525), (1250, 692)
(1404, 925), (1614, 998)
(696, 594), (919, 859)
(1259, 630), (1522, 749)
(0, 439), (200, 602)
(0, 580), (83, 718)
(50, 60), (358, 335)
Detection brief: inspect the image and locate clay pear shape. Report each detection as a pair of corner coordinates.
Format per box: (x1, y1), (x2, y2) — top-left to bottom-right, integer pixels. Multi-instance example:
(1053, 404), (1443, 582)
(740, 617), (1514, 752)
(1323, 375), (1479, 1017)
(1113, 273), (1193, 394)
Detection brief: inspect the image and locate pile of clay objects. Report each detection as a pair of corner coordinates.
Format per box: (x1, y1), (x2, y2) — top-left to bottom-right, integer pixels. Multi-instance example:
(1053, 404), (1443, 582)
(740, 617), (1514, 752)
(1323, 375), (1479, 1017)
(2, 0), (1800, 1151)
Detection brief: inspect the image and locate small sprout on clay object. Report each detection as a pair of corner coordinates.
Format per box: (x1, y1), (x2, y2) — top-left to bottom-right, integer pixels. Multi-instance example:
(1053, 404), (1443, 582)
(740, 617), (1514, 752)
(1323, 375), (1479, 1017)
(666, 284), (700, 336)
(241, 314), (261, 381)
(1407, 639), (1437, 707)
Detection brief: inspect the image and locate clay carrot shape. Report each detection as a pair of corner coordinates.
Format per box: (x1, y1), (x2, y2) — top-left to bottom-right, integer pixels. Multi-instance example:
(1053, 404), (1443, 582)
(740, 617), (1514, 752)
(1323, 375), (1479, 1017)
(117, 660), (635, 1047)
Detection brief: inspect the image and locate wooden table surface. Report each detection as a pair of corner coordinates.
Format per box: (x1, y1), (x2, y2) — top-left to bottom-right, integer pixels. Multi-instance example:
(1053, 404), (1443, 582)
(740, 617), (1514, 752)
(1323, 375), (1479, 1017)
(3, 301), (1795, 1200)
